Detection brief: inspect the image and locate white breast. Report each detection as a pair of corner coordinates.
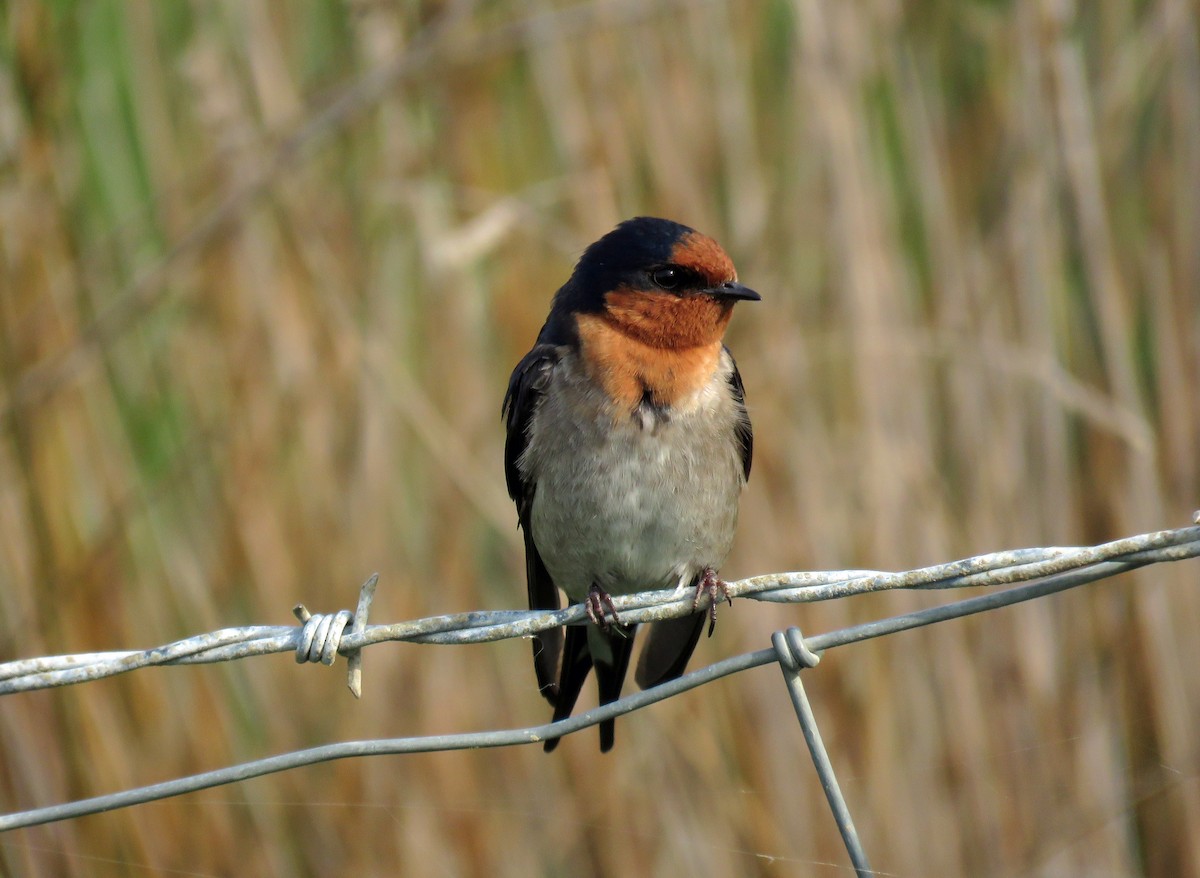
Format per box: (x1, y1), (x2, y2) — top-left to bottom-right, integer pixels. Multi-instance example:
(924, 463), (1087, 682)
(523, 349), (747, 601)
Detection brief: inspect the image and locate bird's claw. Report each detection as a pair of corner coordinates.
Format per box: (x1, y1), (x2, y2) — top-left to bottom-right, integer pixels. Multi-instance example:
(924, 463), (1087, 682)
(586, 584), (621, 630)
(691, 567), (732, 637)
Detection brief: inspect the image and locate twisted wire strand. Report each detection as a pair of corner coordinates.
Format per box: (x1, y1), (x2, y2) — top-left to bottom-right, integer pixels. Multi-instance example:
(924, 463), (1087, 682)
(3, 522), (1197, 696)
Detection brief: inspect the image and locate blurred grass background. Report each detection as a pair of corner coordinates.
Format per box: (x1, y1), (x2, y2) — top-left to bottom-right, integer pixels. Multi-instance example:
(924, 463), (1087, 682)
(2, 0), (1199, 875)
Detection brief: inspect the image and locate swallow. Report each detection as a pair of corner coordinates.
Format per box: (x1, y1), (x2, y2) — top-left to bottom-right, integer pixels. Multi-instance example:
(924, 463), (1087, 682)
(503, 216), (758, 752)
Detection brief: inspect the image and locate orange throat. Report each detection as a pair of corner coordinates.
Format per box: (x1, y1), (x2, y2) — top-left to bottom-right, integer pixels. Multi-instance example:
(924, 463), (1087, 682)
(575, 303), (727, 411)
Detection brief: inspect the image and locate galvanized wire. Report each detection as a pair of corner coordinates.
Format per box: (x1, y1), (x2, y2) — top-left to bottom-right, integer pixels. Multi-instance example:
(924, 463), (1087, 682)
(773, 627), (873, 877)
(1, 516), (1198, 866)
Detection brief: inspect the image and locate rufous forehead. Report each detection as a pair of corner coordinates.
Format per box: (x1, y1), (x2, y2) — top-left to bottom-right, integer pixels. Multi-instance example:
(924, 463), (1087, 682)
(670, 231), (737, 285)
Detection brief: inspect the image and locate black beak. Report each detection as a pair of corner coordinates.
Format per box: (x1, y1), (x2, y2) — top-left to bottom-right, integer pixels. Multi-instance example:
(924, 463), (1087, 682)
(708, 281), (761, 302)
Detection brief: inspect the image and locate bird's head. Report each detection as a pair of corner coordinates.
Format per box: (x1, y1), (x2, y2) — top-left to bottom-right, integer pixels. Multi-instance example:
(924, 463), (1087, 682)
(558, 217), (759, 350)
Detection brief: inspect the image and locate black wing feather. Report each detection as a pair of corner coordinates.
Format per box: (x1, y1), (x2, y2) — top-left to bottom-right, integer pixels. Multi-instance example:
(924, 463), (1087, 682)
(503, 344), (563, 703)
(726, 346), (753, 481)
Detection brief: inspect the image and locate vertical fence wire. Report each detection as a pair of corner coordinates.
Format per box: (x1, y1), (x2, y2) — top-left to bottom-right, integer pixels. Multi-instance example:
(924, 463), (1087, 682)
(773, 627), (874, 877)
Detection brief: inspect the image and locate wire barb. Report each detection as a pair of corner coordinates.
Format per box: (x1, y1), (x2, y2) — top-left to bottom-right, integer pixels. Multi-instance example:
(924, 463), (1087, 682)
(292, 606), (354, 666)
(291, 574), (378, 697)
(346, 574), (379, 698)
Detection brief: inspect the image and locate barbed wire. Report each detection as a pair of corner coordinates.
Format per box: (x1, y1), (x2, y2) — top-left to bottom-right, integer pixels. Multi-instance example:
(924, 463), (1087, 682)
(5, 519), (1197, 696)
(2, 515), (1198, 875)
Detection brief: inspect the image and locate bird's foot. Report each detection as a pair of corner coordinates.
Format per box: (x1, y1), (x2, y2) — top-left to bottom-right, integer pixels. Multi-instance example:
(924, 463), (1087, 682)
(691, 567), (732, 637)
(586, 584), (621, 630)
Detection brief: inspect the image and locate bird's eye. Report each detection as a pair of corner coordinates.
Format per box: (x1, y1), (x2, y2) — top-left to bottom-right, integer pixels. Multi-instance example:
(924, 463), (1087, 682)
(650, 266), (691, 291)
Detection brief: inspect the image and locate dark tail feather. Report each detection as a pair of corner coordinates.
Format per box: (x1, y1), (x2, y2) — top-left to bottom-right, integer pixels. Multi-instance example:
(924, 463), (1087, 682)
(542, 623), (638, 752)
(634, 612), (706, 690)
(543, 625), (593, 752)
(532, 632), (562, 705)
(594, 628), (637, 752)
